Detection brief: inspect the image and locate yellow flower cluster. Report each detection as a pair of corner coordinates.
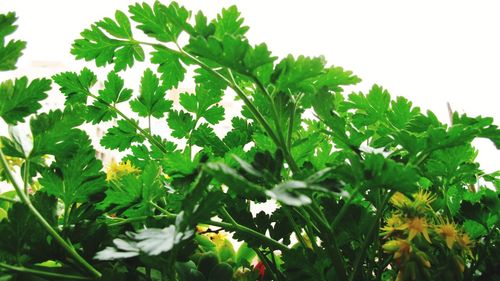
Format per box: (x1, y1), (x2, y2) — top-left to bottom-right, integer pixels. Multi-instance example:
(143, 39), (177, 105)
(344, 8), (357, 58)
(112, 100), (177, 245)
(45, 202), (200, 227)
(381, 190), (473, 280)
(105, 160), (140, 181)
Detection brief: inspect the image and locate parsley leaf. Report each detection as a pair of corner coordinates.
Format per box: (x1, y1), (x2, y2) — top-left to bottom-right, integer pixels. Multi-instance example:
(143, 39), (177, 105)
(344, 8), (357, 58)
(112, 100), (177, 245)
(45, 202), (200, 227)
(39, 144), (106, 208)
(0, 12), (26, 71)
(130, 68), (172, 118)
(151, 46), (186, 89)
(0, 77), (51, 124)
(87, 71), (132, 124)
(101, 119), (145, 151)
(71, 11), (144, 71)
(52, 68), (97, 105)
(98, 162), (163, 218)
(128, 1), (191, 43)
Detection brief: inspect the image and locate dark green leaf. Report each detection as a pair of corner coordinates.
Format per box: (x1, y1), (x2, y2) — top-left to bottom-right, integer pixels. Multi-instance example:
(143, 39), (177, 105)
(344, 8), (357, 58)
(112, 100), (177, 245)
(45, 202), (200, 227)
(0, 77), (51, 124)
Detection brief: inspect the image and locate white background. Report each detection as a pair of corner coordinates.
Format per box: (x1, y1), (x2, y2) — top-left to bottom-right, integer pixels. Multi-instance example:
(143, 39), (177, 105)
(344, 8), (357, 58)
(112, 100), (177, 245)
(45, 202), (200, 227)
(0, 0), (499, 173)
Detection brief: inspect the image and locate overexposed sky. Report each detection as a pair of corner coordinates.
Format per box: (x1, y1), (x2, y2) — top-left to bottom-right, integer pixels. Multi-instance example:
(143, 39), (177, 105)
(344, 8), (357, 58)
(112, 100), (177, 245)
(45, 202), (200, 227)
(0, 0), (499, 172)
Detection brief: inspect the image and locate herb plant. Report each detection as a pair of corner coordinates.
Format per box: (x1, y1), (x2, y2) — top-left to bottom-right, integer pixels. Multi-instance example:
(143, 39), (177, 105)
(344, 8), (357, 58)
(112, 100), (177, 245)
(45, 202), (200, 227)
(0, 2), (499, 281)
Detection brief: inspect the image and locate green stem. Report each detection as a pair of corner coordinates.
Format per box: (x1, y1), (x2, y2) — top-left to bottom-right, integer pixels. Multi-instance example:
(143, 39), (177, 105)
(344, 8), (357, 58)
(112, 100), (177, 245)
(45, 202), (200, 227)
(283, 207), (308, 248)
(23, 159), (30, 194)
(204, 220), (288, 252)
(304, 205), (347, 280)
(348, 191), (393, 281)
(107, 214), (175, 227)
(330, 184), (362, 230)
(0, 262), (92, 280)
(253, 247), (283, 281)
(253, 78), (299, 174)
(0, 148), (101, 278)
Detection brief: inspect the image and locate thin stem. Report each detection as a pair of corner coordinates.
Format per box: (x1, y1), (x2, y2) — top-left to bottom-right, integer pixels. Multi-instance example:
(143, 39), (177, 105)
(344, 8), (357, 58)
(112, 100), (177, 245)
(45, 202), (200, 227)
(206, 219), (288, 253)
(0, 147), (101, 278)
(0, 262), (92, 280)
(253, 247), (283, 281)
(330, 184), (362, 230)
(23, 159), (30, 194)
(86, 91), (166, 154)
(107, 214), (175, 227)
(283, 207), (308, 248)
(348, 191), (393, 281)
(287, 100), (296, 149)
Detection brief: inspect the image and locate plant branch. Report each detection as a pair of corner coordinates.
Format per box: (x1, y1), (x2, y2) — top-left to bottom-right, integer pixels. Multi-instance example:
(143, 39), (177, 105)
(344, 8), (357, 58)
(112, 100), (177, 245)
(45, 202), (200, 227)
(0, 147), (101, 278)
(348, 191), (393, 281)
(0, 262), (93, 280)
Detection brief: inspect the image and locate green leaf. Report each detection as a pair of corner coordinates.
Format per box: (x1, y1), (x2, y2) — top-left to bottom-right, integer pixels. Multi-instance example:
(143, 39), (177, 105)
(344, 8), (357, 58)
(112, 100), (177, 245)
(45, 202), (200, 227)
(99, 162), (163, 217)
(187, 34), (250, 73)
(213, 5), (249, 40)
(205, 162), (264, 198)
(0, 193), (57, 264)
(130, 68), (172, 118)
(0, 12), (26, 71)
(167, 110), (196, 139)
(348, 84), (391, 127)
(387, 96), (420, 130)
(223, 117), (254, 147)
(151, 46), (186, 89)
(162, 150), (198, 175)
(0, 77), (51, 124)
(52, 68), (97, 105)
(128, 1), (190, 43)
(191, 124), (229, 156)
(39, 145), (106, 207)
(266, 181), (313, 206)
(363, 153), (418, 193)
(101, 119), (145, 151)
(274, 55), (360, 100)
(71, 13), (144, 71)
(96, 10), (133, 39)
(87, 71), (132, 124)
(95, 224), (194, 260)
(30, 107), (86, 159)
(463, 220), (488, 239)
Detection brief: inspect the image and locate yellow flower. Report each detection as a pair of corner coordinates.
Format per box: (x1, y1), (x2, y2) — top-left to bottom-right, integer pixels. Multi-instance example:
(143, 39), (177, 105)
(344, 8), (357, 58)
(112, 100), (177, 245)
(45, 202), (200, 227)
(390, 192), (412, 208)
(458, 233), (474, 257)
(380, 213), (405, 237)
(435, 220), (459, 249)
(204, 231), (227, 247)
(412, 189), (436, 210)
(401, 217), (431, 243)
(382, 239), (412, 259)
(106, 160), (140, 181)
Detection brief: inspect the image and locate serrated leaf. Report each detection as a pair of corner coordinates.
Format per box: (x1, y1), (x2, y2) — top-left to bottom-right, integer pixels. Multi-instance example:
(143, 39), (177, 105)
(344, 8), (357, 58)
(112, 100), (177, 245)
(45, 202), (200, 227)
(52, 68), (97, 105)
(223, 117), (254, 147)
(0, 12), (26, 71)
(71, 16), (144, 71)
(0, 77), (51, 124)
(191, 124), (228, 156)
(167, 110), (195, 139)
(99, 162), (163, 217)
(128, 1), (190, 43)
(130, 68), (172, 118)
(101, 119), (145, 151)
(213, 5), (249, 40)
(39, 145), (106, 207)
(151, 46), (186, 89)
(203, 105), (224, 125)
(96, 10), (133, 39)
(87, 71), (132, 124)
